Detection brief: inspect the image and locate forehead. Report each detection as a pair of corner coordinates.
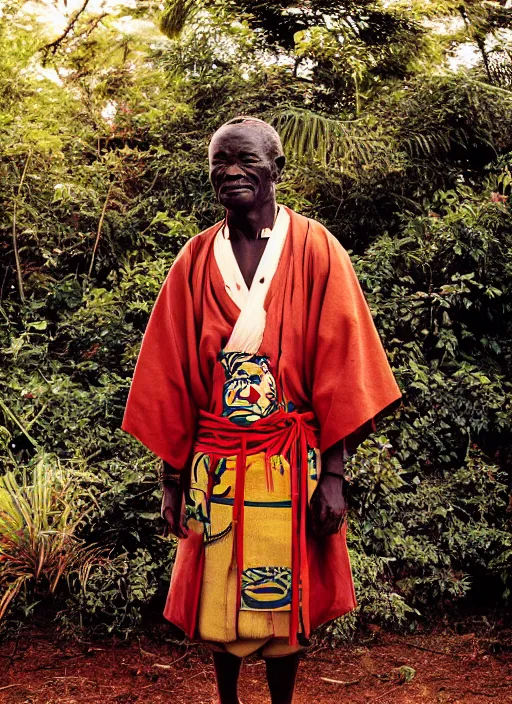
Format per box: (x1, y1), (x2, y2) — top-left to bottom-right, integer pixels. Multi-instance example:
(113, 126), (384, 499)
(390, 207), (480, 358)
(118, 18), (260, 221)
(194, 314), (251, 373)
(209, 124), (272, 159)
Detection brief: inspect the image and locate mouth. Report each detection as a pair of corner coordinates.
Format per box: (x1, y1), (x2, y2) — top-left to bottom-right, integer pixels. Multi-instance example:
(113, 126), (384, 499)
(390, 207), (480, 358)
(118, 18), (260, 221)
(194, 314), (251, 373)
(220, 183), (253, 194)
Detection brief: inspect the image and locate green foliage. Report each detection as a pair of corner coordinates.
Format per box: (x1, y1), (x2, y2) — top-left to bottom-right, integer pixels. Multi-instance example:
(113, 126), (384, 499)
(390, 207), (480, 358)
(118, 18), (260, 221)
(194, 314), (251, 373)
(0, 453), (107, 622)
(61, 544), (176, 637)
(160, 0), (197, 38)
(0, 0), (511, 641)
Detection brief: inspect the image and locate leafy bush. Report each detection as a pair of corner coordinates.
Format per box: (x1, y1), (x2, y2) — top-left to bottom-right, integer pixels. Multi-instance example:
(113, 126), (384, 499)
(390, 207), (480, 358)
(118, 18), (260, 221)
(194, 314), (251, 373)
(0, 453), (107, 622)
(0, 0), (511, 640)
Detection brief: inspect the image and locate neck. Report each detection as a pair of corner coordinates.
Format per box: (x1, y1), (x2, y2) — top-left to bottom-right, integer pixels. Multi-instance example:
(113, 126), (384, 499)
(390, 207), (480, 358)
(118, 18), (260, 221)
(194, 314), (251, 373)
(226, 199), (277, 240)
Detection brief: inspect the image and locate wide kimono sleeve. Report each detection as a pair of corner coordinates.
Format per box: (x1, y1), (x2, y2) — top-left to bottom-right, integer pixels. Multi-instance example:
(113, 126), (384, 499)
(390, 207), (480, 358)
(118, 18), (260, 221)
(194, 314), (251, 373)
(306, 226), (402, 454)
(121, 240), (199, 470)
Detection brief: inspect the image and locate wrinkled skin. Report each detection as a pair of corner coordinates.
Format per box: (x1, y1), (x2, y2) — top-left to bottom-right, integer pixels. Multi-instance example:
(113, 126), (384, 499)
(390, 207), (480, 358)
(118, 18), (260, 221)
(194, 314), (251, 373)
(161, 122), (354, 545)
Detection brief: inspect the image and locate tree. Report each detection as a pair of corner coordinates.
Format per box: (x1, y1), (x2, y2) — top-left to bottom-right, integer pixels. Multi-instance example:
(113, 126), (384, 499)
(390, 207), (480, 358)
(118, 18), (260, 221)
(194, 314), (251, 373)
(0, 0), (511, 636)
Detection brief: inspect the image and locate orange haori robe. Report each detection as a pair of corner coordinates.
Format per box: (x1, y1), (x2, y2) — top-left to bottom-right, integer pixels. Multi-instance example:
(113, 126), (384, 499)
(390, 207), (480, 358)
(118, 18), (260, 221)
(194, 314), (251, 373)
(122, 205), (402, 645)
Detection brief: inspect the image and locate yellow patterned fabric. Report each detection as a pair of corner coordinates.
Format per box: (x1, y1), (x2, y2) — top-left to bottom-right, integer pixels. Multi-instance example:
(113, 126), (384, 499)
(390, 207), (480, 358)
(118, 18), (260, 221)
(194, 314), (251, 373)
(188, 446), (319, 645)
(183, 349), (320, 649)
(197, 450), (292, 642)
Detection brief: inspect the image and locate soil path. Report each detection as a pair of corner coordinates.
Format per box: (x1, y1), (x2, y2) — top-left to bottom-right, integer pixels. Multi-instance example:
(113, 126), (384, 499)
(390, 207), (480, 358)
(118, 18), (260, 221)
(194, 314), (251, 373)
(1, 628), (511, 703)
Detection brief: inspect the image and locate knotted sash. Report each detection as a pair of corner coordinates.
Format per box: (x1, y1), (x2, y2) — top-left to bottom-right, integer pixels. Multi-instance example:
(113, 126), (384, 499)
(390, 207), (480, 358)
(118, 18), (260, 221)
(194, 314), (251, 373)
(193, 407), (319, 645)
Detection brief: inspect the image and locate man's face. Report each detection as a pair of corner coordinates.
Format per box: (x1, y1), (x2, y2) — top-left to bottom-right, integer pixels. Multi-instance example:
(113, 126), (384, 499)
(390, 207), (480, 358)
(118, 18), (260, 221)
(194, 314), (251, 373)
(209, 124), (281, 212)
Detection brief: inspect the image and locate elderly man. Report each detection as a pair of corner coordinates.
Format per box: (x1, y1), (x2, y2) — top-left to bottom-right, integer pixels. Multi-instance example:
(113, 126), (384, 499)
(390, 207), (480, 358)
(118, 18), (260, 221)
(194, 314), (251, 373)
(122, 116), (401, 704)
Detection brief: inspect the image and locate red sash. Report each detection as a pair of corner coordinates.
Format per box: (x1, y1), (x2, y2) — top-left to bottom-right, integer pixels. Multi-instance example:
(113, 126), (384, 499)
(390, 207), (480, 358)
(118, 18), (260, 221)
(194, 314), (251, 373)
(164, 408), (319, 645)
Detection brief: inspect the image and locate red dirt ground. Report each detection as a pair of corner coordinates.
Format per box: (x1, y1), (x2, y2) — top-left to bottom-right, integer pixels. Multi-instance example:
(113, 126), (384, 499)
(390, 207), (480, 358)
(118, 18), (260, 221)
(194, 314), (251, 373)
(1, 626), (512, 704)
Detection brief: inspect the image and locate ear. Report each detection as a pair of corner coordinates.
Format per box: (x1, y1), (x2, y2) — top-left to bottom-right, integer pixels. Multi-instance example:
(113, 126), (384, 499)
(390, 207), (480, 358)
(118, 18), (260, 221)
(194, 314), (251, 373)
(273, 155), (286, 182)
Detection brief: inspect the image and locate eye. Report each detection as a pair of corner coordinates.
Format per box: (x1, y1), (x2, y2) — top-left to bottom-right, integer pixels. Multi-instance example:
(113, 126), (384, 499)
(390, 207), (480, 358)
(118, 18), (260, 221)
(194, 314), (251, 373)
(249, 374), (261, 384)
(211, 152), (228, 165)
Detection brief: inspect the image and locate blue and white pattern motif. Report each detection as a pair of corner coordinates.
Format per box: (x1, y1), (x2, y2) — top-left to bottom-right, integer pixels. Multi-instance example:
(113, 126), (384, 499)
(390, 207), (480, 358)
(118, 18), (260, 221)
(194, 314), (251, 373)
(241, 566), (292, 611)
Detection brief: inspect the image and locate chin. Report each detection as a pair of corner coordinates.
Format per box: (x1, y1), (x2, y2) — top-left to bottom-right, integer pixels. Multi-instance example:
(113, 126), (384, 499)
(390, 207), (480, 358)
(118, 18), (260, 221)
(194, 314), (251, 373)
(219, 192), (256, 210)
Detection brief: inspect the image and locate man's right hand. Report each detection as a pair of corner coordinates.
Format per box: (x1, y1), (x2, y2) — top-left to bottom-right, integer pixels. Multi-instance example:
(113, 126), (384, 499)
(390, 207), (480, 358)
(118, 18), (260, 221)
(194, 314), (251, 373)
(161, 483), (188, 539)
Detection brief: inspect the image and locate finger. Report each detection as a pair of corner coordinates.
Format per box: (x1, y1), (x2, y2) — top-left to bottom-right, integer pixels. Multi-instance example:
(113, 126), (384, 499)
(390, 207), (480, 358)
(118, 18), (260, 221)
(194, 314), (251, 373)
(330, 505), (347, 528)
(164, 512), (181, 539)
(311, 504), (326, 536)
(312, 512), (330, 538)
(330, 510), (346, 533)
(176, 522), (189, 539)
(322, 517), (338, 536)
(320, 508), (344, 537)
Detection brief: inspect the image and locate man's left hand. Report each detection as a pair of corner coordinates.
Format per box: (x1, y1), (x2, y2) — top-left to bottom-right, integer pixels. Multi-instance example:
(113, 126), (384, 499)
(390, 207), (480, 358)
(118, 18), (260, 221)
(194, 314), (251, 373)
(310, 473), (348, 538)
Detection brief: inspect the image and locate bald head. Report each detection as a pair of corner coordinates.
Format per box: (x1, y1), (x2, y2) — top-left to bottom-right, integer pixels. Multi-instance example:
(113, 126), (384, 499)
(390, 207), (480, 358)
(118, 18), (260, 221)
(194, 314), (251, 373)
(209, 116), (285, 169)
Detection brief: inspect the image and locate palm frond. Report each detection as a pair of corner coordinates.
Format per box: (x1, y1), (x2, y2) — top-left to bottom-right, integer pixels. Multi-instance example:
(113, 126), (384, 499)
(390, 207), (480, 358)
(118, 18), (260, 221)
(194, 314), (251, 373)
(160, 0), (197, 39)
(488, 51), (512, 89)
(402, 129), (454, 160)
(467, 77), (512, 99)
(272, 107), (395, 174)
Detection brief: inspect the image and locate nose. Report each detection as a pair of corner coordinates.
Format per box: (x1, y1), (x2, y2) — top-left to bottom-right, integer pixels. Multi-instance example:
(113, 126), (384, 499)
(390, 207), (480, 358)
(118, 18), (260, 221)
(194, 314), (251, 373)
(225, 163), (245, 179)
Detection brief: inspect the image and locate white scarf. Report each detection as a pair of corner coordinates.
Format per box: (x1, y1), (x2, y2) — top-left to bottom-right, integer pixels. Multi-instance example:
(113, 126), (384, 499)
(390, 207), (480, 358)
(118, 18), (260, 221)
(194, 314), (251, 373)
(214, 205), (290, 354)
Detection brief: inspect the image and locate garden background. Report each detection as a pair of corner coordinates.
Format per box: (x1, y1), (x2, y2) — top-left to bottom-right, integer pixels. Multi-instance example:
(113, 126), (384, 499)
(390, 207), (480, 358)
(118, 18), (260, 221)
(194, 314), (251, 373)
(0, 0), (511, 647)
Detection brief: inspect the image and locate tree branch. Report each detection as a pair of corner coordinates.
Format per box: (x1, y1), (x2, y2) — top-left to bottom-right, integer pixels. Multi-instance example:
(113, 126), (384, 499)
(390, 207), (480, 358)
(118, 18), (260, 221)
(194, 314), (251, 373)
(12, 153), (31, 303)
(41, 0), (91, 62)
(88, 182), (114, 278)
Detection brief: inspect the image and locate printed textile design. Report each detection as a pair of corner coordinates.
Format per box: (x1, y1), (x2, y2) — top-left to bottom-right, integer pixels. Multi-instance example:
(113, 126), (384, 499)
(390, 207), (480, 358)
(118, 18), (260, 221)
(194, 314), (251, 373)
(219, 351), (281, 426)
(186, 352), (319, 615)
(241, 567), (292, 610)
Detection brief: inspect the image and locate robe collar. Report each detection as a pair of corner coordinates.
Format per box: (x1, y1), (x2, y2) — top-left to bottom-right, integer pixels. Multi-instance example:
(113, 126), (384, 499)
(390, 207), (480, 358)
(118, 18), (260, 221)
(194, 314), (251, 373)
(214, 205), (290, 313)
